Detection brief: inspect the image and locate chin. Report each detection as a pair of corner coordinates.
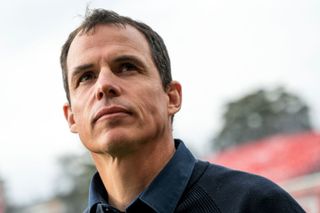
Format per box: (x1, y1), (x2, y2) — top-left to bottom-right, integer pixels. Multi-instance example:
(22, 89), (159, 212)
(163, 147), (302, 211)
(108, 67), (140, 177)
(90, 133), (138, 156)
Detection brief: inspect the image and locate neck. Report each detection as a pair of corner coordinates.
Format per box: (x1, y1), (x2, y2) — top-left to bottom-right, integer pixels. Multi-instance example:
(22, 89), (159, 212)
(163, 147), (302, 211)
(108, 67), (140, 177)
(91, 138), (175, 211)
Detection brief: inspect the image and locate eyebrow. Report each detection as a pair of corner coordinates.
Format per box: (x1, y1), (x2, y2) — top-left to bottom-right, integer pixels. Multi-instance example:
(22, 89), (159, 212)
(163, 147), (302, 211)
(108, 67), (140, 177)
(69, 55), (147, 86)
(71, 63), (95, 75)
(113, 55), (146, 69)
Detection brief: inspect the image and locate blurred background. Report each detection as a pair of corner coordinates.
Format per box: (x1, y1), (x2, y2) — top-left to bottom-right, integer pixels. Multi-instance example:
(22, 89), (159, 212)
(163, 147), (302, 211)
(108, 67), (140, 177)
(0, 0), (319, 212)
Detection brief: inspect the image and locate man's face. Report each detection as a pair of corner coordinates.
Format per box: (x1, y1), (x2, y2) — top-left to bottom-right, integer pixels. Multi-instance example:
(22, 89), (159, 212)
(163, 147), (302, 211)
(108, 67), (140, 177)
(63, 24), (181, 156)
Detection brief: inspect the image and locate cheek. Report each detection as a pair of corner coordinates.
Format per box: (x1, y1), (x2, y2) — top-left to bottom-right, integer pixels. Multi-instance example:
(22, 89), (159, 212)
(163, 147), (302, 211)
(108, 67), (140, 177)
(71, 105), (85, 124)
(137, 88), (168, 121)
(70, 89), (94, 123)
(71, 102), (92, 136)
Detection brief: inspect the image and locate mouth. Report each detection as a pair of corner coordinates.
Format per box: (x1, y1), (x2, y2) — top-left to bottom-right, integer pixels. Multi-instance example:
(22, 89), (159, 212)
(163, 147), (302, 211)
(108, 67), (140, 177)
(93, 105), (131, 124)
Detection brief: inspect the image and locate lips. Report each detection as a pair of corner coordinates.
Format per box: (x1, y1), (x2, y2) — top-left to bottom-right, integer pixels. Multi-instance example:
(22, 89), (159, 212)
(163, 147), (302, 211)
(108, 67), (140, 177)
(93, 105), (131, 123)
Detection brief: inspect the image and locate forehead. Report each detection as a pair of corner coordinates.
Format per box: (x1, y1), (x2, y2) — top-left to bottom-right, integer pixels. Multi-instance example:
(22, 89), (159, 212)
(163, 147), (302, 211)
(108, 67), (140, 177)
(67, 24), (152, 71)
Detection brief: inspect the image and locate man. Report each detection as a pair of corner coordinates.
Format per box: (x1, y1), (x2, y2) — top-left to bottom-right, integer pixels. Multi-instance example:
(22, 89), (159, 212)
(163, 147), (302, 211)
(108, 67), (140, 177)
(60, 9), (305, 213)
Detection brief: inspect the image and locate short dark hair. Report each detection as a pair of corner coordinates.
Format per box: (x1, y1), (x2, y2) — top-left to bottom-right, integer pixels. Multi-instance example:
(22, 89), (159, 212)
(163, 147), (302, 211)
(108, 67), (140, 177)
(60, 9), (172, 103)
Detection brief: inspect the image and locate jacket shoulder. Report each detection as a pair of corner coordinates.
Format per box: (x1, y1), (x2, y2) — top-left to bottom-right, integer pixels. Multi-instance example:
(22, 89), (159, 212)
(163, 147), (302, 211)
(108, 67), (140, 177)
(185, 161), (305, 213)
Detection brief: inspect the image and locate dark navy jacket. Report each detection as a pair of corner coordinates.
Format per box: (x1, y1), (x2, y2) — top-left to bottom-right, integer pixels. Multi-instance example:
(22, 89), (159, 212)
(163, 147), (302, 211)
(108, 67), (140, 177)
(85, 140), (305, 213)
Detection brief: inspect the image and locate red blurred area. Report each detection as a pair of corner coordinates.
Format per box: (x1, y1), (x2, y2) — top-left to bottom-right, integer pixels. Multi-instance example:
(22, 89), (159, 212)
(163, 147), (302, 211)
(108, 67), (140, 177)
(208, 132), (320, 183)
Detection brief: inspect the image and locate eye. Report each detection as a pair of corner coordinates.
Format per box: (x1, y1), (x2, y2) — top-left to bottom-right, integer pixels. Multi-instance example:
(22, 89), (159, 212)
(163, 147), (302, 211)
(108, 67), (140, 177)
(119, 62), (138, 73)
(78, 71), (97, 84)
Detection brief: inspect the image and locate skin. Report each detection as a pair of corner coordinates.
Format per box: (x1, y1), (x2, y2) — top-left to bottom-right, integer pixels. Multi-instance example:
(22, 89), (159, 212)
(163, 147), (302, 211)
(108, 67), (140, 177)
(63, 24), (182, 210)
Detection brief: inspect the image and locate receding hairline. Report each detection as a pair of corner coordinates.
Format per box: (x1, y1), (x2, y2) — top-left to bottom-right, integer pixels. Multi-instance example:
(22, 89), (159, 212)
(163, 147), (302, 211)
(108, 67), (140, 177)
(66, 23), (159, 78)
(65, 23), (154, 71)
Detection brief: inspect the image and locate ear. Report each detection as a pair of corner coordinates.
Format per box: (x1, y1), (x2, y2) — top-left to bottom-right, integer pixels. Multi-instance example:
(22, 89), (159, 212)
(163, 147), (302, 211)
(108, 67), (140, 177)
(63, 103), (78, 133)
(166, 81), (182, 116)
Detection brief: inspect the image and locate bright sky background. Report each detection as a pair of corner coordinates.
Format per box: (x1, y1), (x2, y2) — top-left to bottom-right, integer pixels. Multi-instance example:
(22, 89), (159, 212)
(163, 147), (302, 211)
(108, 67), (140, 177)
(0, 0), (319, 205)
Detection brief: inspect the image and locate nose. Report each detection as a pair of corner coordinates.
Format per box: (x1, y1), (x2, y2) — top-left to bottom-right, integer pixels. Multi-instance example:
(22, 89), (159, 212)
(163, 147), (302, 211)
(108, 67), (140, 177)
(95, 69), (121, 100)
